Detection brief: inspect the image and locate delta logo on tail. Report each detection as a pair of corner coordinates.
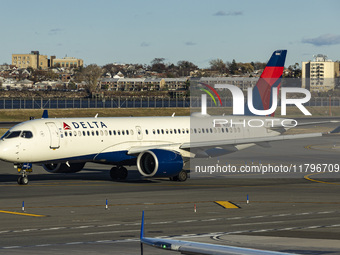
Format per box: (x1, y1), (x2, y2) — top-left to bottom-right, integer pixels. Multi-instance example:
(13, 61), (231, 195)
(198, 50), (287, 116)
(245, 50), (287, 116)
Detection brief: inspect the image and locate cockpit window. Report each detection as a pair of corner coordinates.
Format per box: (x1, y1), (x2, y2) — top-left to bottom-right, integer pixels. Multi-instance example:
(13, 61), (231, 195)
(21, 131), (33, 139)
(3, 131), (21, 139)
(0, 130), (10, 140)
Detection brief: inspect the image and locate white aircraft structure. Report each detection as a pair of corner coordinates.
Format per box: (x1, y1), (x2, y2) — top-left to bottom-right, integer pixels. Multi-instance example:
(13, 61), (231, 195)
(0, 50), (329, 185)
(140, 211), (296, 255)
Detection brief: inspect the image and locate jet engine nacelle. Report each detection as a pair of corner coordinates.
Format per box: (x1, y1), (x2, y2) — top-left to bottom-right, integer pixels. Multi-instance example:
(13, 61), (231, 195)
(42, 162), (86, 173)
(137, 149), (183, 178)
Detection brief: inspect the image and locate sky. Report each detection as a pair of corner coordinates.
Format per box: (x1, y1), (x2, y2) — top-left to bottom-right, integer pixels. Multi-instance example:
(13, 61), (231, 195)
(1, 0), (340, 68)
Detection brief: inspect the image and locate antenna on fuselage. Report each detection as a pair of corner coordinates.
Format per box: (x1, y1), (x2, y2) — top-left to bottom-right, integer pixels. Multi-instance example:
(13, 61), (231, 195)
(95, 113), (98, 118)
(172, 112), (175, 117)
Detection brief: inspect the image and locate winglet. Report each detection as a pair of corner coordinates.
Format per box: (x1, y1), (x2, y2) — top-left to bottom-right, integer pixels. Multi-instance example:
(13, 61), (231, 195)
(140, 211), (145, 240)
(42, 110), (48, 119)
(330, 125), (340, 134)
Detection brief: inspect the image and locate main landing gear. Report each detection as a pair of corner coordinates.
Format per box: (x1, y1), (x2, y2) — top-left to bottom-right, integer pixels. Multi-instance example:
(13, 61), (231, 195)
(16, 163), (32, 185)
(110, 166), (128, 181)
(169, 170), (188, 182)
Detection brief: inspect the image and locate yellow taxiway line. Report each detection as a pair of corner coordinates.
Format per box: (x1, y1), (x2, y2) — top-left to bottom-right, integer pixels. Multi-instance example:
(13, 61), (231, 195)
(304, 173), (340, 185)
(0, 210), (47, 217)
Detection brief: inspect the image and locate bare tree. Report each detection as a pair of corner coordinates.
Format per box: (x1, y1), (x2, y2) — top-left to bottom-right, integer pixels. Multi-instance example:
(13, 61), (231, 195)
(209, 59), (227, 74)
(79, 64), (103, 97)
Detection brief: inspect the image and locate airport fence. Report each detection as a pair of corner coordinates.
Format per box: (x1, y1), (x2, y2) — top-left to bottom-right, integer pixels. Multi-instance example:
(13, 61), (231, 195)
(0, 96), (340, 109)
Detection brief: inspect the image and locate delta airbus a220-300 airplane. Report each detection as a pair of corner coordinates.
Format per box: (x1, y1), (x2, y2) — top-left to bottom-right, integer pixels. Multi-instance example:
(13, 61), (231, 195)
(0, 50), (324, 185)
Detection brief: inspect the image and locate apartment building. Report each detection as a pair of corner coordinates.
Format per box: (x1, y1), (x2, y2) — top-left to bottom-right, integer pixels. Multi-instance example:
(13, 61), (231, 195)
(12, 51), (49, 69)
(302, 54), (339, 92)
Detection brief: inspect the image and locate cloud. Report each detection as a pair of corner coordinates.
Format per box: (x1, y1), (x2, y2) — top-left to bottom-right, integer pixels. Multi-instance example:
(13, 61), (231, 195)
(140, 42), (150, 47)
(48, 28), (63, 35)
(185, 41), (196, 46)
(213, 11), (243, 16)
(302, 34), (340, 46)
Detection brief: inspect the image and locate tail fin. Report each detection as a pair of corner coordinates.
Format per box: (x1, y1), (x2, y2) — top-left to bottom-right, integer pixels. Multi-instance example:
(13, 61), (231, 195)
(42, 110), (49, 119)
(140, 211), (145, 240)
(245, 50), (287, 116)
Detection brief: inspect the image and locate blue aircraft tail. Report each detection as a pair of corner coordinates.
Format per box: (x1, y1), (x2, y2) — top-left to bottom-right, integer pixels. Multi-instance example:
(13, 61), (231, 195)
(244, 50), (287, 116)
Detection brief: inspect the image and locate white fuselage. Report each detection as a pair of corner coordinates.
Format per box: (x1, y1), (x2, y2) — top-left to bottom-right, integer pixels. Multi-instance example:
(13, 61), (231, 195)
(0, 115), (282, 164)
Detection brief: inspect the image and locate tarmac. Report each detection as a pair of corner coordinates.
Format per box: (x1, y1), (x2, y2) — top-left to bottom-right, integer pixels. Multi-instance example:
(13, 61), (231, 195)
(0, 122), (339, 254)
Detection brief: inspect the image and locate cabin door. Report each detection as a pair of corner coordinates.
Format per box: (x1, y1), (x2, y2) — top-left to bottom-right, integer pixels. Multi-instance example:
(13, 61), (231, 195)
(45, 122), (60, 149)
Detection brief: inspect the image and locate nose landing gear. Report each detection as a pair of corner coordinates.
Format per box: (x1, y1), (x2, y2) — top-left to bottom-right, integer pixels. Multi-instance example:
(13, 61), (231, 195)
(16, 163), (32, 185)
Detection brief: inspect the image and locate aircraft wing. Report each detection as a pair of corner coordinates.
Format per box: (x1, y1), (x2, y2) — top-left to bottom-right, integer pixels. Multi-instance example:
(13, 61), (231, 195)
(140, 212), (295, 255)
(126, 133), (322, 155)
(180, 133), (322, 150)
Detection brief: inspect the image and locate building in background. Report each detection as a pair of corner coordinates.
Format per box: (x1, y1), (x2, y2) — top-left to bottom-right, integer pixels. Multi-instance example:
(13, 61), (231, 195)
(51, 57), (83, 68)
(12, 51), (49, 69)
(302, 54), (339, 92)
(12, 51), (83, 70)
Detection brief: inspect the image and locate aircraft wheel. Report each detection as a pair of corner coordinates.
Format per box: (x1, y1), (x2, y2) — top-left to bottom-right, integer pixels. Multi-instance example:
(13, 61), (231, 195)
(110, 167), (128, 181)
(17, 176), (29, 185)
(177, 170), (187, 182)
(21, 176), (29, 185)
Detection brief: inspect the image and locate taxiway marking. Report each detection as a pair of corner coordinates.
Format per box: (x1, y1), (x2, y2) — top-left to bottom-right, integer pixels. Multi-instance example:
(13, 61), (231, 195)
(304, 173), (340, 185)
(0, 210), (46, 217)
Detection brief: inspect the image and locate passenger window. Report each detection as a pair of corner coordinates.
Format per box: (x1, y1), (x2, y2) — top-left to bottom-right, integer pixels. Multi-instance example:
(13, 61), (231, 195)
(126, 130), (129, 135)
(174, 129), (177, 134)
(83, 131), (86, 136)
(65, 132), (68, 137)
(69, 131), (72, 136)
(157, 129), (160, 134)
(78, 131), (82, 136)
(105, 130), (108, 136)
(194, 128), (197, 133)
(170, 129), (173, 134)
(109, 130), (112, 135)
(100, 130), (103, 136)
(178, 129), (181, 134)
(202, 129), (205, 133)
(145, 130), (148, 135)
(166, 129), (168, 134)
(130, 130), (134, 135)
(161, 129), (164, 134)
(91, 131), (94, 136)
(118, 130), (120, 135)
(113, 130), (116, 135)
(152, 129), (155, 134)
(87, 131), (90, 136)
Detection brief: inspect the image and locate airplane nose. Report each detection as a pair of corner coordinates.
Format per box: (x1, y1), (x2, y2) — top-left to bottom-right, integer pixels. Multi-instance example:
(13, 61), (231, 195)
(0, 141), (14, 162)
